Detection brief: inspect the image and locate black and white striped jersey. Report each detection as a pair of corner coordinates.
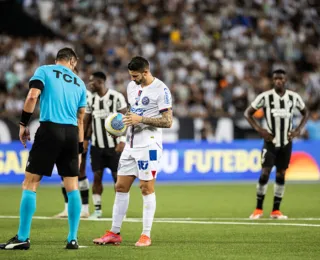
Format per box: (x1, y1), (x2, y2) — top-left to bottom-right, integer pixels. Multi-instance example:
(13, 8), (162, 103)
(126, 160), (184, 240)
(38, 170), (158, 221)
(251, 89), (305, 147)
(85, 89), (127, 148)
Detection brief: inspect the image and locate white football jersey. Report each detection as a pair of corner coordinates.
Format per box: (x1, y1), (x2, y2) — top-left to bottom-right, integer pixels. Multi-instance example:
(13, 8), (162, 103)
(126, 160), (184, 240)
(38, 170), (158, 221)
(126, 78), (172, 148)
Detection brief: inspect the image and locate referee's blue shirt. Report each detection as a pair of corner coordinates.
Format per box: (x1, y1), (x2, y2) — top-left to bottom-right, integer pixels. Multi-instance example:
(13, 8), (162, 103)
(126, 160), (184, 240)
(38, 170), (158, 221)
(29, 64), (86, 126)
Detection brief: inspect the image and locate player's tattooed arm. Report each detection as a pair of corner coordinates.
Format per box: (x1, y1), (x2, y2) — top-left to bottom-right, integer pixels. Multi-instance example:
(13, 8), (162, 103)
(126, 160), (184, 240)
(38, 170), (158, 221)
(141, 109), (173, 128)
(123, 108), (173, 128)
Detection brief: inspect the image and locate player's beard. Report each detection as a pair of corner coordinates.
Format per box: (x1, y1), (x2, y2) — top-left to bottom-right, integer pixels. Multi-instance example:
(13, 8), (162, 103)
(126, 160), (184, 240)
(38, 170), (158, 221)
(134, 76), (145, 85)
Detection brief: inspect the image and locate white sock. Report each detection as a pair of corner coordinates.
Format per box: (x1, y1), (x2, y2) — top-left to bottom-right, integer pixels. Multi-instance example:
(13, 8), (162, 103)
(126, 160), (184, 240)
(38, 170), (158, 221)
(111, 192), (130, 234)
(64, 203), (68, 212)
(142, 193), (156, 238)
(274, 183), (285, 198)
(256, 183), (268, 196)
(92, 194), (102, 211)
(79, 177), (90, 190)
(81, 204), (89, 213)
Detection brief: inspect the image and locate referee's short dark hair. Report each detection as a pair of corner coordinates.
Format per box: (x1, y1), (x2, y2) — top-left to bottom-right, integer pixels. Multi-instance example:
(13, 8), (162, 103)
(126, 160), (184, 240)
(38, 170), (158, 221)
(272, 69), (286, 75)
(56, 47), (78, 61)
(128, 56), (149, 72)
(92, 71), (107, 81)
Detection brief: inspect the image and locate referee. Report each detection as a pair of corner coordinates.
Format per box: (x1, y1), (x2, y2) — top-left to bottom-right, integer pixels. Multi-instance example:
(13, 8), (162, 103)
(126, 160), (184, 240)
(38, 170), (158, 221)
(0, 48), (86, 250)
(244, 69), (309, 220)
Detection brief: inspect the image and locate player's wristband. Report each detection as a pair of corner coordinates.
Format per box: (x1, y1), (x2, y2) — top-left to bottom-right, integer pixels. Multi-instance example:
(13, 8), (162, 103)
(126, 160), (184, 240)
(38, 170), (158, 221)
(84, 136), (91, 141)
(19, 110), (33, 127)
(78, 142), (84, 154)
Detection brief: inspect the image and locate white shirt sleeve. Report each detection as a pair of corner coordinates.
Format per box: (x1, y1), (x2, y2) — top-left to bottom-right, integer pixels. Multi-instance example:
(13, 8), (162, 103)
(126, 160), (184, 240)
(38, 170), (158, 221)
(295, 93), (306, 111)
(116, 92), (127, 111)
(158, 85), (172, 113)
(126, 83), (133, 110)
(251, 93), (265, 110)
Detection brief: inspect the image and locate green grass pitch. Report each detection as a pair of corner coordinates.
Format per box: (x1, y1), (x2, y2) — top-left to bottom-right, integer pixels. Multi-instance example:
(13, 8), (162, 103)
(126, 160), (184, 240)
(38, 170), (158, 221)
(1, 182), (320, 260)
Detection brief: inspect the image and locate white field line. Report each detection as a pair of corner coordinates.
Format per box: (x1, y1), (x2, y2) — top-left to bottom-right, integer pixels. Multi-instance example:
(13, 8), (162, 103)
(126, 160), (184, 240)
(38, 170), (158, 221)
(1, 216), (320, 227)
(155, 217), (320, 221)
(2, 216), (320, 221)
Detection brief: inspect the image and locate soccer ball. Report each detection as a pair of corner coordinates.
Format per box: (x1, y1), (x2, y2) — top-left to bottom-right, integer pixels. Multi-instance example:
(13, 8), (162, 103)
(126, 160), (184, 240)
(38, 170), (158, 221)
(105, 113), (127, 137)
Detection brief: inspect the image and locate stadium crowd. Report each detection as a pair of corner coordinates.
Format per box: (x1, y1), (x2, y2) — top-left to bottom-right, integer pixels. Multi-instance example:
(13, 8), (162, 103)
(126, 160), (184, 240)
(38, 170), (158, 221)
(0, 0), (319, 127)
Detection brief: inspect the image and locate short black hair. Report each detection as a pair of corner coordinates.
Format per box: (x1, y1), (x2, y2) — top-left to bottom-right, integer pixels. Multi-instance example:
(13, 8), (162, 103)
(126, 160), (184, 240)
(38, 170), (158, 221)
(128, 56), (149, 72)
(272, 69), (286, 75)
(56, 47), (78, 61)
(92, 71), (106, 81)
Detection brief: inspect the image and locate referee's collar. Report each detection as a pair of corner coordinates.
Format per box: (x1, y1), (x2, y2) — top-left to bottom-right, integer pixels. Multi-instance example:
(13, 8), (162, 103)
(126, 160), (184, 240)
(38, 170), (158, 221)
(56, 64), (74, 73)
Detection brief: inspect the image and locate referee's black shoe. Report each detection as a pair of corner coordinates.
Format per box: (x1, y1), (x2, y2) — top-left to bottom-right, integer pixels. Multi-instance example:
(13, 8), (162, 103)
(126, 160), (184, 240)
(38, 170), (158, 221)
(0, 235), (30, 250)
(66, 239), (79, 249)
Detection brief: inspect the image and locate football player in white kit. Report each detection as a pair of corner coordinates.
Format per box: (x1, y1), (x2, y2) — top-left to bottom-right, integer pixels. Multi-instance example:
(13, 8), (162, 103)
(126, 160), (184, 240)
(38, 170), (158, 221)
(93, 56), (173, 247)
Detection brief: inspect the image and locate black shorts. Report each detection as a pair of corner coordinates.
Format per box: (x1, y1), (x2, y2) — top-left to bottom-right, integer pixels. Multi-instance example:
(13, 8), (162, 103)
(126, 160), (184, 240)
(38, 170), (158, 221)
(90, 146), (120, 173)
(261, 141), (292, 170)
(26, 122), (79, 177)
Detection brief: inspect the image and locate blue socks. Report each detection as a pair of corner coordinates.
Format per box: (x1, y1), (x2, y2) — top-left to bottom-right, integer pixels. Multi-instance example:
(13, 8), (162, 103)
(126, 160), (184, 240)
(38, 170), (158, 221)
(17, 189), (81, 243)
(17, 190), (36, 241)
(67, 190), (81, 242)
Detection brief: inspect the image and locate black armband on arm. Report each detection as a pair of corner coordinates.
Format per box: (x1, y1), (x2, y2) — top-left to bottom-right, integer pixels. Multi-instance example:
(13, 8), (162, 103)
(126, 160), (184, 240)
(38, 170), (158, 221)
(29, 80), (44, 91)
(78, 142), (84, 154)
(19, 110), (33, 126)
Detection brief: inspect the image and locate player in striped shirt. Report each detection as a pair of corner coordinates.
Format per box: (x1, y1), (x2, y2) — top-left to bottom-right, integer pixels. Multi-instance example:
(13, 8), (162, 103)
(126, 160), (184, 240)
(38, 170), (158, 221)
(244, 69), (309, 219)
